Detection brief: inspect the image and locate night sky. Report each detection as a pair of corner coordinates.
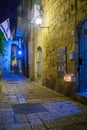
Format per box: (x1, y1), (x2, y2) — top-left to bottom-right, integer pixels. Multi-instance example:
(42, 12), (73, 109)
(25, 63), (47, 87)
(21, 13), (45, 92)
(0, 0), (21, 31)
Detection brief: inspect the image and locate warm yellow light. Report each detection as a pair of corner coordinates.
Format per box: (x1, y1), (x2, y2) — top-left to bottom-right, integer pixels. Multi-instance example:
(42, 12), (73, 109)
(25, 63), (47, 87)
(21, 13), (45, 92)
(64, 74), (75, 82)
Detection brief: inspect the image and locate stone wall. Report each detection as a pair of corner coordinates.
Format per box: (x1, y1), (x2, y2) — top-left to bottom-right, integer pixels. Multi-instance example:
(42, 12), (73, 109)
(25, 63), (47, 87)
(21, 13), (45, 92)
(31, 0), (87, 98)
(29, 26), (36, 81)
(0, 41), (11, 72)
(0, 40), (21, 73)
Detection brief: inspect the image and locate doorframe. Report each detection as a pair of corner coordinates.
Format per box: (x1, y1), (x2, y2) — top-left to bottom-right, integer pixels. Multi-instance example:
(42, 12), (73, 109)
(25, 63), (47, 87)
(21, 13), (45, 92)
(75, 18), (87, 94)
(37, 46), (42, 81)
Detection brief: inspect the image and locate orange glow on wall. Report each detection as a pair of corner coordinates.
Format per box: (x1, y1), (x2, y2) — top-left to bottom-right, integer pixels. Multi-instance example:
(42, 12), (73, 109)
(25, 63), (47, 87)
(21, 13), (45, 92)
(64, 74), (75, 82)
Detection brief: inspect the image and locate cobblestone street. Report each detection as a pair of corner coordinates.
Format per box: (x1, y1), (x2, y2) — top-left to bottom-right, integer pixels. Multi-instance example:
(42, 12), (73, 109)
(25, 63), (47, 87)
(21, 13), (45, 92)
(0, 73), (87, 130)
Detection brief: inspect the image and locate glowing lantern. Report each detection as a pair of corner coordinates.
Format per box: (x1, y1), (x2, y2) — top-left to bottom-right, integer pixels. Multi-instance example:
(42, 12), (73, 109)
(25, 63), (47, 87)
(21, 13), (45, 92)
(64, 74), (75, 82)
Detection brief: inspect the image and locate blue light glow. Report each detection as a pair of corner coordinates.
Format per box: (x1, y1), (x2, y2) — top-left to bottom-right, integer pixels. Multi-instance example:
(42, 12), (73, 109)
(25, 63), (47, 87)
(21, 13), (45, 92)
(18, 50), (22, 55)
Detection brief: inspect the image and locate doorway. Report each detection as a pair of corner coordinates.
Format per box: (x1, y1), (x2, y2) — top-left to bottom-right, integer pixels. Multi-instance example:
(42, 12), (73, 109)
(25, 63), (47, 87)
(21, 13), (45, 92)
(11, 44), (18, 73)
(37, 47), (42, 81)
(76, 20), (87, 96)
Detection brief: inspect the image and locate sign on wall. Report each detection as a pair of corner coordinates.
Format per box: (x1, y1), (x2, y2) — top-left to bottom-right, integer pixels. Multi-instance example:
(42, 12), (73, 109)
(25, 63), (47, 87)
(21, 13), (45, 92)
(57, 46), (67, 77)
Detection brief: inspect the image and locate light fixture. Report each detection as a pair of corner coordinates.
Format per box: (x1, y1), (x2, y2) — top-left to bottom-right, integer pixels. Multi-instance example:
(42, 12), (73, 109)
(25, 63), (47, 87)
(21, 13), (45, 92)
(18, 49), (22, 56)
(31, 2), (49, 28)
(35, 17), (42, 25)
(35, 16), (49, 28)
(18, 50), (22, 55)
(64, 74), (75, 82)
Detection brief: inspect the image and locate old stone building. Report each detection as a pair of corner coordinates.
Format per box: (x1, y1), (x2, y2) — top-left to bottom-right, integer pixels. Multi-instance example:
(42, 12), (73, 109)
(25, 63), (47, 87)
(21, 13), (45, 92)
(29, 0), (87, 104)
(0, 0), (87, 104)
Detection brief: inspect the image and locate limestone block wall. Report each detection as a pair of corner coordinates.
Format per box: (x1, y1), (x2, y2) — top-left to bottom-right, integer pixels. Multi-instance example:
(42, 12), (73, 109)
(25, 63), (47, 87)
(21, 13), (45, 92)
(32, 0), (87, 97)
(29, 26), (36, 81)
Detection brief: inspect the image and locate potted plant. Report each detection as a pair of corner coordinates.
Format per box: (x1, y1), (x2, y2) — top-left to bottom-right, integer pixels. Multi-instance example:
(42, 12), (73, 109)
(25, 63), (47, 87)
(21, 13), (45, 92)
(0, 30), (6, 56)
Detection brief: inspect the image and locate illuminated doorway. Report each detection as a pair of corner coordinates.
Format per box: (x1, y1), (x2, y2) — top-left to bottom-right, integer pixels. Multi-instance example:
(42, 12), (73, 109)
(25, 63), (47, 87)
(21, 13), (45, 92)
(11, 44), (18, 73)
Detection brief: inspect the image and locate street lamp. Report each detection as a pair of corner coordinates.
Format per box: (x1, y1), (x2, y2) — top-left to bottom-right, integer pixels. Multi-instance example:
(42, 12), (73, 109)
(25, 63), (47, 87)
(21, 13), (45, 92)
(18, 50), (22, 55)
(35, 16), (49, 28)
(17, 49), (22, 73)
(35, 17), (42, 25)
(31, 4), (49, 28)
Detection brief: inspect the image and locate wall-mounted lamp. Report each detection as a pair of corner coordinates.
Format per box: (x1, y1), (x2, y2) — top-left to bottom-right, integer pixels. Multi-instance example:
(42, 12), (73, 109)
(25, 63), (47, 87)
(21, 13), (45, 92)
(35, 16), (49, 28)
(17, 49), (22, 57)
(18, 50), (22, 55)
(31, 2), (49, 28)
(35, 17), (42, 25)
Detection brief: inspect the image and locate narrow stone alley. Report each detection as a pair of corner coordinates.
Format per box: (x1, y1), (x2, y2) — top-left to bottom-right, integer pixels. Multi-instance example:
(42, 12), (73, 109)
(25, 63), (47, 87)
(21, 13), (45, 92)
(0, 73), (87, 130)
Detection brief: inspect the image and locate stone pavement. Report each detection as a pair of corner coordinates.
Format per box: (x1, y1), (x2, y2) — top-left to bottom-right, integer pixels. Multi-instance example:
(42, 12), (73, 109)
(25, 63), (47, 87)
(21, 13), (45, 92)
(0, 73), (87, 130)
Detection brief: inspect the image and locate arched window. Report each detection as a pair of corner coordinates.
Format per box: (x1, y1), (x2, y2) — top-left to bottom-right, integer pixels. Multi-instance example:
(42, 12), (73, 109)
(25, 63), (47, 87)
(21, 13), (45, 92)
(37, 47), (42, 81)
